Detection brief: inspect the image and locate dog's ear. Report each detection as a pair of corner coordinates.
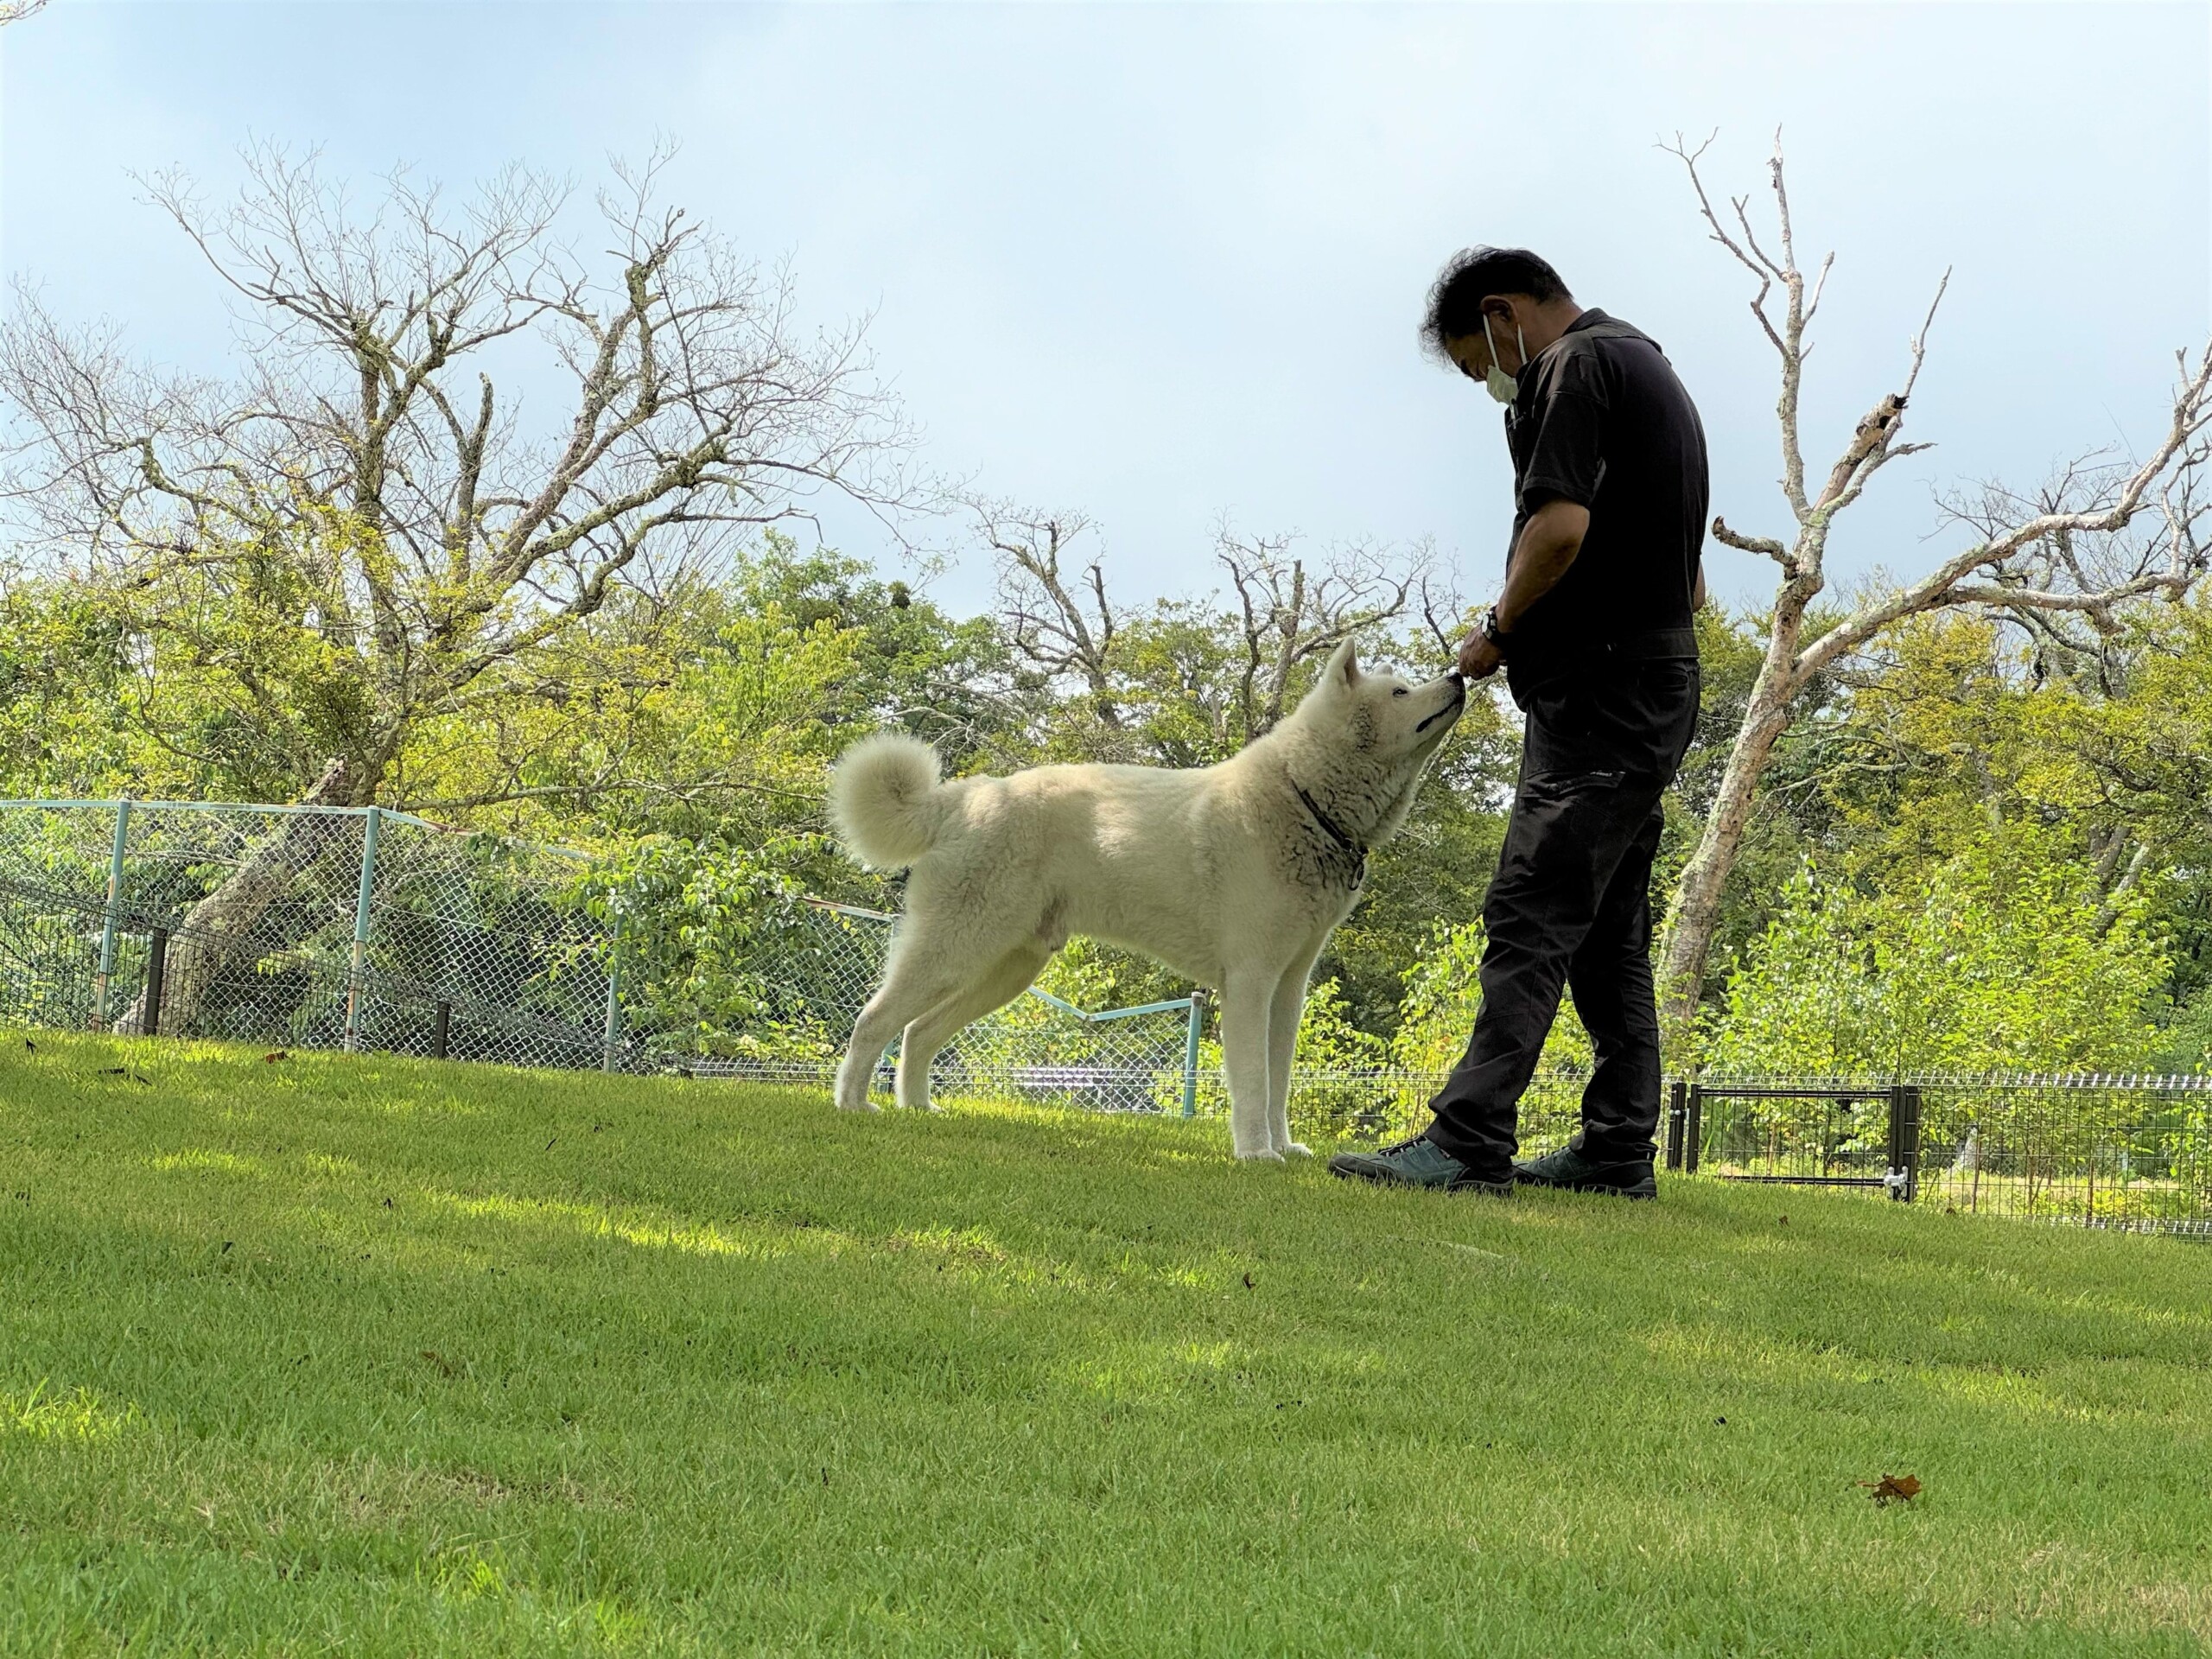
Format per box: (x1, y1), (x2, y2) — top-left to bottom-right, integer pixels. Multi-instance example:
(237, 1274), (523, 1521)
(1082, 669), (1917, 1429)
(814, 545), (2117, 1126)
(1325, 637), (1359, 688)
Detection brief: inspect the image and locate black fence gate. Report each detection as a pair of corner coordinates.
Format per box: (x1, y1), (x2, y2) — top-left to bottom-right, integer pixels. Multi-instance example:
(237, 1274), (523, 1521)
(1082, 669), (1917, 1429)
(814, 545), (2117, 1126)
(1666, 1082), (1923, 1202)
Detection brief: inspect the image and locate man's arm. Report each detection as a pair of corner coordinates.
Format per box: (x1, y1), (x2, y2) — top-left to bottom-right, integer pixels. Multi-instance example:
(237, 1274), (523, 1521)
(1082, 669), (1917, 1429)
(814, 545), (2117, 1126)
(1495, 499), (1591, 631)
(1694, 559), (1707, 611)
(1456, 498), (1590, 679)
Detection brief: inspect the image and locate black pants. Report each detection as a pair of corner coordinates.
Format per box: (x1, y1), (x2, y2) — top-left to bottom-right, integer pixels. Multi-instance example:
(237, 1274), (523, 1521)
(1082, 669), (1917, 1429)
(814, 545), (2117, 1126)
(1424, 658), (1700, 1178)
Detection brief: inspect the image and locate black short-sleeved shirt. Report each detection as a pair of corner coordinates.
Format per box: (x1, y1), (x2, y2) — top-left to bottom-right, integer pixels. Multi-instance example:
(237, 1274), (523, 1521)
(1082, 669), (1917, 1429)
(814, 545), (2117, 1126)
(1499, 308), (1708, 666)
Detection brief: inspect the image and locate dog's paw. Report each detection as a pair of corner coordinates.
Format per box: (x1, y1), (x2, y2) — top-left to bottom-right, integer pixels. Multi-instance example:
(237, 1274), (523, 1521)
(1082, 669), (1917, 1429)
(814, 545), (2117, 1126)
(837, 1096), (883, 1114)
(1235, 1147), (1287, 1163)
(1279, 1141), (1314, 1159)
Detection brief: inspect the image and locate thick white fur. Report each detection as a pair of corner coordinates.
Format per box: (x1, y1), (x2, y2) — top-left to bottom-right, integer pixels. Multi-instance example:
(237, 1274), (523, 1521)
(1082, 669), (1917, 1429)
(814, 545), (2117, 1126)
(826, 640), (1466, 1160)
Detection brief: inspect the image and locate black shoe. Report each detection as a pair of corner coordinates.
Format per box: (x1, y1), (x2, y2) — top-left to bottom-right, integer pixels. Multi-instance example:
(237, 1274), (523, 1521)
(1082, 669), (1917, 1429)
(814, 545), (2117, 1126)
(1329, 1134), (1514, 1197)
(1512, 1143), (1658, 1199)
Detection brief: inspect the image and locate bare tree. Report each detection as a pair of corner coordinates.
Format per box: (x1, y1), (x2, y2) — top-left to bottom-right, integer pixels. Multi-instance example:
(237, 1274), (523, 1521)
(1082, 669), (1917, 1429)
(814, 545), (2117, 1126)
(1656, 132), (2212, 1043)
(0, 1), (50, 25)
(0, 143), (923, 1026)
(1215, 528), (1432, 741)
(983, 493), (1444, 763)
(976, 499), (1122, 731)
(1932, 458), (2207, 696)
(2, 143), (920, 797)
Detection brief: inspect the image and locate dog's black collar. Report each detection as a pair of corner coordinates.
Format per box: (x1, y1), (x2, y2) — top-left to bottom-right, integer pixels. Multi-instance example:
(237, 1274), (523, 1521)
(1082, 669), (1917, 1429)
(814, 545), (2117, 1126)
(1292, 779), (1367, 889)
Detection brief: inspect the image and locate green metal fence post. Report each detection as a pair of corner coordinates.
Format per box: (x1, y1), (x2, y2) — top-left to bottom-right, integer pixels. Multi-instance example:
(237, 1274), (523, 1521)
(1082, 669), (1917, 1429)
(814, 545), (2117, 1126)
(601, 909), (623, 1074)
(1181, 989), (1206, 1118)
(92, 797), (131, 1028)
(343, 806), (380, 1052)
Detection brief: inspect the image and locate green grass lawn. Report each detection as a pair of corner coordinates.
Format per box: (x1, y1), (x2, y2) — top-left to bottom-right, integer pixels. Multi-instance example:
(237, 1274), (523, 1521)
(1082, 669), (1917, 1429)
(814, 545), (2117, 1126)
(3, 1035), (2210, 1657)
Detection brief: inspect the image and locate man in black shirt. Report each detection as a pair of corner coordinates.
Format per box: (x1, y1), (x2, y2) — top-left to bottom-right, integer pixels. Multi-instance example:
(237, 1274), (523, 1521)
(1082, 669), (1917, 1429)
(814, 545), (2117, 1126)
(1331, 246), (1706, 1200)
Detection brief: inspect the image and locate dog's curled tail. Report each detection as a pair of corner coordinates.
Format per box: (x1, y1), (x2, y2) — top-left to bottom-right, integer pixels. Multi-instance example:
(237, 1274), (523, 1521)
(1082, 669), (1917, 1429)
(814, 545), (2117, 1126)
(829, 732), (948, 868)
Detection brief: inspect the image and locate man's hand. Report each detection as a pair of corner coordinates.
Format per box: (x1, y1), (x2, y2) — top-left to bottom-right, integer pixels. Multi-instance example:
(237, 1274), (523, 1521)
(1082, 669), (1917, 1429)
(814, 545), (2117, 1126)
(1458, 628), (1503, 681)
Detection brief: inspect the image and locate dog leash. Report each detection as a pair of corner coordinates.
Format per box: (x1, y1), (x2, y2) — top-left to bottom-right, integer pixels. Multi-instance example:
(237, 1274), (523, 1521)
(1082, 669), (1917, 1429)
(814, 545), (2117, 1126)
(1291, 780), (1368, 889)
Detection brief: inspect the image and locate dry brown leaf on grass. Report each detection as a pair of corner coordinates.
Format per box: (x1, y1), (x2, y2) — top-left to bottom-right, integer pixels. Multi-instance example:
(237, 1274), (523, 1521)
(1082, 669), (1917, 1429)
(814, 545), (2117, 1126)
(1859, 1473), (1922, 1505)
(264, 1051), (289, 1063)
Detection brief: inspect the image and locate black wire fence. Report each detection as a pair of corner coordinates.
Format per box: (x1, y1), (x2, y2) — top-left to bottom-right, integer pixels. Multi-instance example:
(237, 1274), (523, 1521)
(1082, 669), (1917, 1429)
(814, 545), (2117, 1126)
(1665, 1076), (2212, 1236)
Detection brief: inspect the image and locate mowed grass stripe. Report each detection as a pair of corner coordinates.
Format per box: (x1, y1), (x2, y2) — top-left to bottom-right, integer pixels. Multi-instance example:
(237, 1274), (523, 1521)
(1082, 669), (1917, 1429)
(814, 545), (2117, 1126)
(3, 1033), (2209, 1656)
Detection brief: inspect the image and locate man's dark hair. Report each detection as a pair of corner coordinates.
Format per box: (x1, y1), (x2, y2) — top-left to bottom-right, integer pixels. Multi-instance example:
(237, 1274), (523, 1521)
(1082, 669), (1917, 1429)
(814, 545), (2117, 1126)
(1421, 246), (1573, 359)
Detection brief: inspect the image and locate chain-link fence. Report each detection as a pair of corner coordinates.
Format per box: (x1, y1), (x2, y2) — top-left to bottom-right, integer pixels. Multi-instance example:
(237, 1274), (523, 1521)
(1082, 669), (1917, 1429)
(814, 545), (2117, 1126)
(0, 798), (620, 1069)
(694, 898), (1205, 1114)
(0, 798), (1202, 1109)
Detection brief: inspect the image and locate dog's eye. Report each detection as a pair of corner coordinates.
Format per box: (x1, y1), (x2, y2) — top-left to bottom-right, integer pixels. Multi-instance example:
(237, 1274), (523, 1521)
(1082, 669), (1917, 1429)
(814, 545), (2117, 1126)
(1392, 687), (1409, 697)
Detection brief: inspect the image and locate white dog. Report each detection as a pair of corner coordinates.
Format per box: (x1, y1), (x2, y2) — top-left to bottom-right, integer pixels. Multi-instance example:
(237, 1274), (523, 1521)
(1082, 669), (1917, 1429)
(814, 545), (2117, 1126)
(826, 639), (1466, 1160)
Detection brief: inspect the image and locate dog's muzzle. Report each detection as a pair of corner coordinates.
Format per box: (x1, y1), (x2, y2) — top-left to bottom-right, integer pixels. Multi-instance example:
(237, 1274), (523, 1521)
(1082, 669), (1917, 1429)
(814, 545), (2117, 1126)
(1414, 678), (1467, 735)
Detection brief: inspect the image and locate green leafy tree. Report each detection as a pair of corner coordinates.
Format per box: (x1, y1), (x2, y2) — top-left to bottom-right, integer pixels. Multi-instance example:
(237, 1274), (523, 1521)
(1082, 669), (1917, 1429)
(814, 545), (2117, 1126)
(583, 832), (828, 1062)
(1801, 601), (2212, 1064)
(0, 146), (925, 1027)
(721, 535), (1020, 776)
(1705, 829), (2168, 1077)
(0, 578), (136, 796)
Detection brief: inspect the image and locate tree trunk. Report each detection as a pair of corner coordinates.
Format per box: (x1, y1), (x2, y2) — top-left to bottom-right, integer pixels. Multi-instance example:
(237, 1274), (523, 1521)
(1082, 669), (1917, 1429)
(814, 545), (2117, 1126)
(1657, 644), (1804, 1051)
(111, 757), (364, 1035)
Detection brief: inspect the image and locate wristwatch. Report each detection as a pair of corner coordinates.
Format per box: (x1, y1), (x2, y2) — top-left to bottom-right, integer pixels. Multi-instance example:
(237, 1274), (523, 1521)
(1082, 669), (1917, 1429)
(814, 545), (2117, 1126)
(1479, 607), (1512, 655)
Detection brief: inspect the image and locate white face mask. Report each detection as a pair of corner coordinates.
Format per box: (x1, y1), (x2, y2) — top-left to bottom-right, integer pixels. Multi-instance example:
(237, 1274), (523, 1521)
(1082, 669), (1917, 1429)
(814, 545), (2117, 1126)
(1480, 313), (1528, 405)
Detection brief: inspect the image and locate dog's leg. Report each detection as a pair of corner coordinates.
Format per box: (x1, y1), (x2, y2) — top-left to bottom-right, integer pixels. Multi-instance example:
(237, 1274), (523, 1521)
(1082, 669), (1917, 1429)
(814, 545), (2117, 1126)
(836, 952), (968, 1114)
(896, 944), (1051, 1111)
(1265, 949), (1323, 1157)
(1219, 969), (1280, 1161)
(834, 994), (908, 1113)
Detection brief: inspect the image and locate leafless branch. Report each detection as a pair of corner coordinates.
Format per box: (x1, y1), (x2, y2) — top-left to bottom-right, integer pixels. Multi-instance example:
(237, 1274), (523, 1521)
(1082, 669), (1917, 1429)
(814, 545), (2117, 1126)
(1215, 526), (1425, 738)
(973, 496), (1122, 730)
(1712, 517), (1791, 565)
(1800, 345), (2212, 677)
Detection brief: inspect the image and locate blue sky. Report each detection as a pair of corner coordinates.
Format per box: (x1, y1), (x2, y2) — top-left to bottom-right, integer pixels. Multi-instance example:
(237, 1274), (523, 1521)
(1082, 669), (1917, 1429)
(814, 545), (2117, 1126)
(3, 2), (2206, 623)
